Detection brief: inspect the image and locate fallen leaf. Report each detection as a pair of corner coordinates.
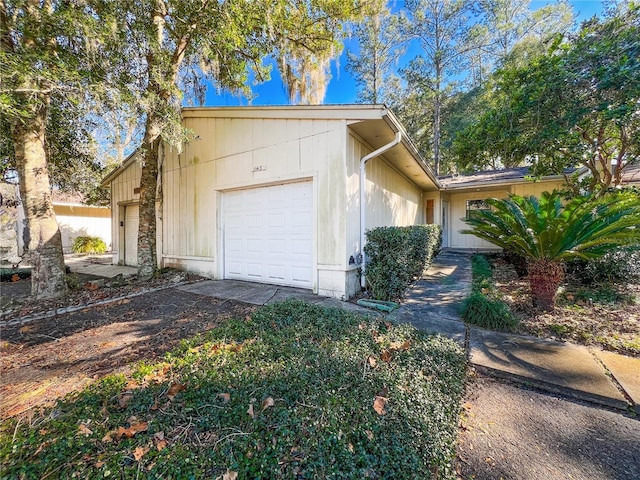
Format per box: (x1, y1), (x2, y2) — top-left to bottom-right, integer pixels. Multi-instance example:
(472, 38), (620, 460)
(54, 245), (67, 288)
(167, 383), (186, 399)
(133, 445), (149, 461)
(127, 421), (149, 437)
(373, 396), (388, 415)
(389, 340), (410, 351)
(11, 274), (20, 282)
(262, 396), (275, 411)
(118, 393), (133, 409)
(223, 470), (238, 480)
(367, 356), (377, 368)
(95, 460), (105, 468)
(217, 393), (231, 403)
(380, 350), (392, 362)
(247, 402), (255, 418)
(77, 424), (93, 436)
(153, 431), (167, 451)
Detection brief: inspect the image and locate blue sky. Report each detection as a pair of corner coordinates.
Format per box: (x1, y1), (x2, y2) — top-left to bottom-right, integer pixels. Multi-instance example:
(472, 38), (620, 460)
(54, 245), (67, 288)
(204, 0), (605, 106)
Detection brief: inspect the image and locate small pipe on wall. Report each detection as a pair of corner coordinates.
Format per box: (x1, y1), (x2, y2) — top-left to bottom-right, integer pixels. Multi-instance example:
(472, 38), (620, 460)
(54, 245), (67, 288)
(359, 130), (402, 289)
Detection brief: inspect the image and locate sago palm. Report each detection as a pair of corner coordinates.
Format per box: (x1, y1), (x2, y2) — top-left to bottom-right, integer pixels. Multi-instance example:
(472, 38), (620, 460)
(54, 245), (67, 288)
(462, 190), (640, 310)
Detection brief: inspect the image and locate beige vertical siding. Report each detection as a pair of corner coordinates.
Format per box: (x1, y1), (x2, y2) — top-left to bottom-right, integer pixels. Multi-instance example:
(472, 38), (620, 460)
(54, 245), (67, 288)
(109, 155), (141, 264)
(345, 132), (424, 262)
(161, 115), (348, 292)
(511, 180), (565, 197)
(448, 180), (565, 249)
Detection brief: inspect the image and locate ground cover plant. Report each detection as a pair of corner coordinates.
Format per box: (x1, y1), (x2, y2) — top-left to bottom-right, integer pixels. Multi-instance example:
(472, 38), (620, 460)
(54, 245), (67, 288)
(461, 255), (517, 331)
(0, 301), (466, 479)
(488, 254), (640, 357)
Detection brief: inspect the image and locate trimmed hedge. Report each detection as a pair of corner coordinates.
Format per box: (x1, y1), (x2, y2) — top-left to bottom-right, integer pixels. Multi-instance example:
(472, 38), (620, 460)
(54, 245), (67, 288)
(71, 236), (107, 254)
(364, 225), (442, 300)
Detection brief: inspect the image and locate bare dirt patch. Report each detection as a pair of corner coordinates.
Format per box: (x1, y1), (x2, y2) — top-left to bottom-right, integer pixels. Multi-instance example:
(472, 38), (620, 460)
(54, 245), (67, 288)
(489, 256), (640, 357)
(0, 288), (255, 418)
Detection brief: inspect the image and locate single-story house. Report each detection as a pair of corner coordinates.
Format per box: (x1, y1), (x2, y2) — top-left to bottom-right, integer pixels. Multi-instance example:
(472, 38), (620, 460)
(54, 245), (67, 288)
(51, 191), (112, 253)
(1, 185), (111, 263)
(102, 105), (439, 299)
(101, 105), (638, 299)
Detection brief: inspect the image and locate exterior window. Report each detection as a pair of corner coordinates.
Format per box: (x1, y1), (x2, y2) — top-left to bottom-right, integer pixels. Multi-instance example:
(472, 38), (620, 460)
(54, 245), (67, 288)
(425, 199), (435, 224)
(466, 199), (490, 219)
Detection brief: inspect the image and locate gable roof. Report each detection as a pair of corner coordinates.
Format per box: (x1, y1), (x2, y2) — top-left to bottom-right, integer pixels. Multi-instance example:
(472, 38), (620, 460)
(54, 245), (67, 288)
(101, 105), (441, 191)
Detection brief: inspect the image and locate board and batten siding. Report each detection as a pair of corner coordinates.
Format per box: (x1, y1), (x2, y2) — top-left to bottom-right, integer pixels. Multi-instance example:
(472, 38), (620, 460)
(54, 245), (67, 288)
(161, 114), (348, 296)
(345, 132), (425, 296)
(448, 180), (566, 249)
(109, 156), (141, 264)
(108, 154), (162, 266)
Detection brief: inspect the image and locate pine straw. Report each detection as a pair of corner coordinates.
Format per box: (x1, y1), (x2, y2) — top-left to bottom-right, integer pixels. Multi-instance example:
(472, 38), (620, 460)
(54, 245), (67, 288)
(489, 256), (640, 357)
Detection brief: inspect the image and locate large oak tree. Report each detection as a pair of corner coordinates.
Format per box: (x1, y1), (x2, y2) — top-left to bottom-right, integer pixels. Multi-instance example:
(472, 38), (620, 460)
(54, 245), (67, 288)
(1, 0), (118, 298)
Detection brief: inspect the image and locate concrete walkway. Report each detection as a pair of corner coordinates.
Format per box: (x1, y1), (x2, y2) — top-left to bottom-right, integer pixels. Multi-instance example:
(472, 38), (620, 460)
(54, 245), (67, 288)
(177, 279), (377, 316)
(65, 254), (138, 279)
(389, 251), (640, 413)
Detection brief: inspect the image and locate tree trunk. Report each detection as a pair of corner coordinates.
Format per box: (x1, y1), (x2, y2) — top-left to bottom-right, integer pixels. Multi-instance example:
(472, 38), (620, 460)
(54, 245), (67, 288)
(11, 98), (67, 298)
(137, 115), (161, 279)
(528, 259), (564, 311)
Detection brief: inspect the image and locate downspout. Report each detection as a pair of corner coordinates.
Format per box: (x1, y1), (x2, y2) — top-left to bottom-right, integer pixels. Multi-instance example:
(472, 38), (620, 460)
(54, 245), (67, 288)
(360, 130), (402, 288)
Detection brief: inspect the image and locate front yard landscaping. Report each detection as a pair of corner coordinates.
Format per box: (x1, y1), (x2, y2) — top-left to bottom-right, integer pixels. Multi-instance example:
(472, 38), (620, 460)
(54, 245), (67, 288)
(1, 300), (466, 479)
(466, 253), (640, 357)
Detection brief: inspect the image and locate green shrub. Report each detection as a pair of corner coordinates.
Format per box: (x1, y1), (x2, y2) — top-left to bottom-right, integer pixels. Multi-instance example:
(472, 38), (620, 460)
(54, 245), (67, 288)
(0, 268), (30, 282)
(470, 254), (492, 291)
(71, 236), (107, 254)
(567, 245), (640, 285)
(461, 292), (517, 331)
(365, 225), (441, 300)
(464, 254), (517, 331)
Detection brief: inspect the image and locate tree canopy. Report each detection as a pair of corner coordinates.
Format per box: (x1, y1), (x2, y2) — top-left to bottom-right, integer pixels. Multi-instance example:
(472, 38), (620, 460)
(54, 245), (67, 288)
(452, 3), (640, 191)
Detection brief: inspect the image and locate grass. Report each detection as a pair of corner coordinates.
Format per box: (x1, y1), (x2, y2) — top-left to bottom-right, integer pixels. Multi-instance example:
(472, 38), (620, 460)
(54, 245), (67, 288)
(0, 301), (466, 479)
(462, 255), (517, 331)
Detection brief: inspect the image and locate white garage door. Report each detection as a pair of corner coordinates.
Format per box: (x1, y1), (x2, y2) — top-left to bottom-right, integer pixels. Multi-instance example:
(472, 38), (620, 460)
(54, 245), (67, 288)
(224, 182), (313, 288)
(124, 204), (139, 266)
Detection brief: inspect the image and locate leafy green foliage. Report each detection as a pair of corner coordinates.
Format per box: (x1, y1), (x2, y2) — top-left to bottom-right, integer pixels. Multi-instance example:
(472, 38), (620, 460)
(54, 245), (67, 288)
(462, 292), (517, 331)
(567, 245), (640, 285)
(71, 236), (108, 254)
(462, 191), (640, 262)
(462, 190), (640, 309)
(0, 301), (466, 479)
(365, 225), (442, 300)
(454, 5), (640, 191)
(462, 255), (517, 331)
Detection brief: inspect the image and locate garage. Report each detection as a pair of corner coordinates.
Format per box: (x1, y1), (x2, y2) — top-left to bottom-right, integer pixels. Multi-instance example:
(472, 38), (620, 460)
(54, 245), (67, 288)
(223, 181), (313, 289)
(124, 204), (139, 266)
